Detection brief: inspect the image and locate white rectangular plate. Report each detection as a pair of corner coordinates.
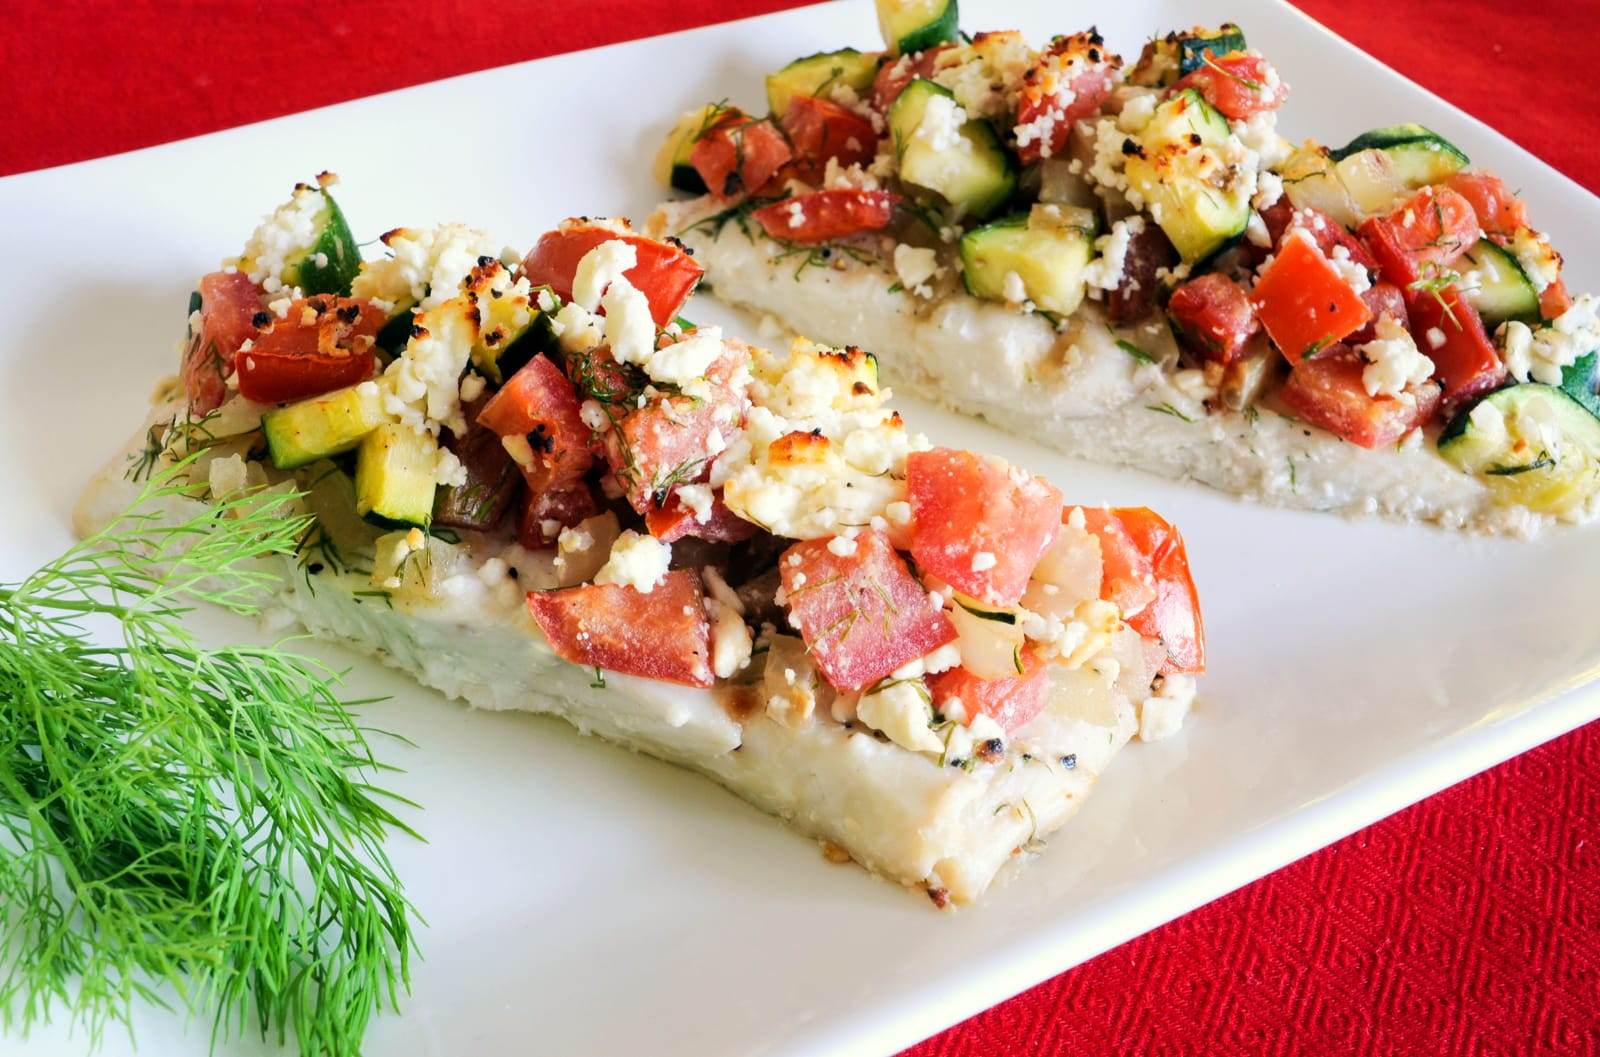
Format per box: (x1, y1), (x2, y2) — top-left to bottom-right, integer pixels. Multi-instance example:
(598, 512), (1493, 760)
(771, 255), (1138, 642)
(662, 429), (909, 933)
(5, 2), (1598, 1055)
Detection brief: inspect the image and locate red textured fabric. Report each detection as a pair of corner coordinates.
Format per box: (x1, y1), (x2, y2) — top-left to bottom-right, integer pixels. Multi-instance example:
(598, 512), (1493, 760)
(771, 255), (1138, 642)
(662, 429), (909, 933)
(4, 3), (1597, 1055)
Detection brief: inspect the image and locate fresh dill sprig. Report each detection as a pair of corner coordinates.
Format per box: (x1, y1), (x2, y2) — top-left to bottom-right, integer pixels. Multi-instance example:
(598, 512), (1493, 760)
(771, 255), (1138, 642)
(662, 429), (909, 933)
(0, 458), (419, 1056)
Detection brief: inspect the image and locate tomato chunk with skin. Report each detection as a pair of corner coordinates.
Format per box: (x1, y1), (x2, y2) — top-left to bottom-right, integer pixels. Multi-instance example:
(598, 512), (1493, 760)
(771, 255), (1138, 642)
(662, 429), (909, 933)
(928, 649), (1051, 733)
(1015, 32), (1119, 163)
(779, 529), (957, 692)
(183, 271), (263, 414)
(907, 448), (1064, 608)
(1107, 222), (1176, 324)
(779, 95), (879, 180)
(1539, 277), (1573, 321)
(1277, 206), (1378, 274)
(477, 355), (594, 495)
(1347, 281), (1409, 346)
(1109, 508), (1205, 675)
(236, 296), (384, 404)
(527, 571), (714, 688)
(1166, 273), (1259, 364)
(1076, 507), (1157, 618)
(1171, 51), (1287, 120)
(1443, 171), (1529, 237)
(645, 488), (757, 544)
(516, 485), (600, 549)
(752, 190), (898, 244)
(689, 116), (793, 201)
(1357, 185), (1479, 288)
(1406, 284), (1506, 409)
(1251, 233), (1372, 364)
(1278, 346), (1443, 448)
(522, 224), (702, 328)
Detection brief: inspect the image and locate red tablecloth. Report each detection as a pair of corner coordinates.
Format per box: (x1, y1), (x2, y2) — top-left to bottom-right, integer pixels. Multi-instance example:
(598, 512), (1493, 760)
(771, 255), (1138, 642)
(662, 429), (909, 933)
(5, 3), (1596, 1054)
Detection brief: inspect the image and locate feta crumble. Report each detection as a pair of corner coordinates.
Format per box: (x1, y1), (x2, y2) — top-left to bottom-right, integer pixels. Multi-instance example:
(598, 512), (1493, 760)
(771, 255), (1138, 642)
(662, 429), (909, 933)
(1358, 315), (1434, 398)
(593, 530), (672, 594)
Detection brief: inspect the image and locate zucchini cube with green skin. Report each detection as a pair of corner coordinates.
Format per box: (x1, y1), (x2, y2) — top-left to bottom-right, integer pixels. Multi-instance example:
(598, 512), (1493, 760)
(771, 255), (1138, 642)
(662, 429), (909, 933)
(888, 79), (1015, 221)
(262, 384), (386, 470)
(1439, 384), (1600, 516)
(1460, 239), (1540, 329)
(960, 210), (1094, 316)
(1124, 88), (1250, 264)
(1330, 124), (1469, 186)
(356, 423), (439, 530)
(765, 49), (883, 119)
(1177, 23), (1247, 75)
(653, 103), (731, 194)
(279, 189), (363, 297)
(875, 0), (958, 56)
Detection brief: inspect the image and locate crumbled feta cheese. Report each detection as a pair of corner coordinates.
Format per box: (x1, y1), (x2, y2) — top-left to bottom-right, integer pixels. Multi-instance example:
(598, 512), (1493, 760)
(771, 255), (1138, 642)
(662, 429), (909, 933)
(1500, 296), (1599, 386)
(601, 275), (655, 368)
(238, 184), (325, 290)
(1358, 315), (1434, 398)
(459, 372), (486, 404)
(593, 530), (672, 594)
(646, 326), (723, 386)
(352, 223), (499, 310)
(676, 483), (714, 522)
(822, 156), (881, 191)
(856, 679), (943, 754)
(1139, 674), (1196, 741)
(914, 93), (968, 153)
(571, 239), (637, 311)
(1001, 270), (1028, 305)
(553, 301), (603, 355)
(1510, 228), (1559, 294)
(970, 550), (997, 572)
(433, 446), (468, 488)
(893, 244), (942, 298)
(1328, 243), (1373, 295)
(1082, 216), (1145, 292)
(380, 295), (479, 436)
(1252, 169), (1284, 212)
(701, 567), (752, 679)
(1425, 327), (1447, 350)
(1467, 398), (1508, 447)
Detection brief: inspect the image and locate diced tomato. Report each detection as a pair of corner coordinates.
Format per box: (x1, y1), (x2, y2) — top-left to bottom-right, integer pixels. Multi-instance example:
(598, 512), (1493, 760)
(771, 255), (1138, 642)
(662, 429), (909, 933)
(516, 484), (600, 549)
(1276, 207), (1378, 274)
(927, 649), (1051, 733)
(1443, 171), (1529, 237)
(778, 529), (957, 692)
(235, 296), (384, 404)
(1277, 346), (1443, 449)
(182, 271), (263, 413)
(527, 571), (713, 688)
(1076, 507), (1157, 618)
(689, 116), (793, 201)
(1250, 233), (1372, 363)
(522, 223), (703, 328)
(1406, 284), (1506, 409)
(1259, 198), (1295, 247)
(1107, 222), (1176, 324)
(871, 46), (949, 112)
(1110, 508), (1205, 675)
(907, 448), (1064, 608)
(477, 355), (594, 495)
(1166, 273), (1259, 364)
(1171, 51), (1287, 120)
(1346, 281), (1409, 346)
(1015, 32), (1119, 163)
(1357, 185), (1479, 288)
(1540, 277), (1573, 321)
(600, 340), (749, 514)
(779, 95), (879, 181)
(645, 488), (757, 544)
(751, 190), (898, 244)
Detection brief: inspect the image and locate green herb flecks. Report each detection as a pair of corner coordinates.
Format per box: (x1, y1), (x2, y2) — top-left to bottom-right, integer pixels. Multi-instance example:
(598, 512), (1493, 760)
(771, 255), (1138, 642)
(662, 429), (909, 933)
(0, 459), (418, 1056)
(1147, 402), (1196, 423)
(1486, 452), (1556, 476)
(1117, 339), (1156, 365)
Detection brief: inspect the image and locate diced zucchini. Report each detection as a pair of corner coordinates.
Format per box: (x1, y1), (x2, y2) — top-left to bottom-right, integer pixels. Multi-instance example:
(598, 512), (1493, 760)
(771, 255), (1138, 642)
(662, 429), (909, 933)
(1124, 88), (1250, 263)
(375, 306), (416, 355)
(355, 423), (439, 529)
(888, 79), (1015, 221)
(1439, 384), (1600, 515)
(1331, 149), (1413, 217)
(875, 0), (959, 56)
(959, 209), (1093, 315)
(470, 277), (559, 383)
(1280, 144), (1361, 228)
(1178, 23), (1247, 75)
(280, 190), (362, 297)
(1560, 352), (1600, 421)
(1127, 36), (1182, 89)
(1459, 239), (1539, 329)
(765, 49), (882, 118)
(262, 384), (385, 470)
(1330, 124), (1468, 187)
(652, 104), (732, 194)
